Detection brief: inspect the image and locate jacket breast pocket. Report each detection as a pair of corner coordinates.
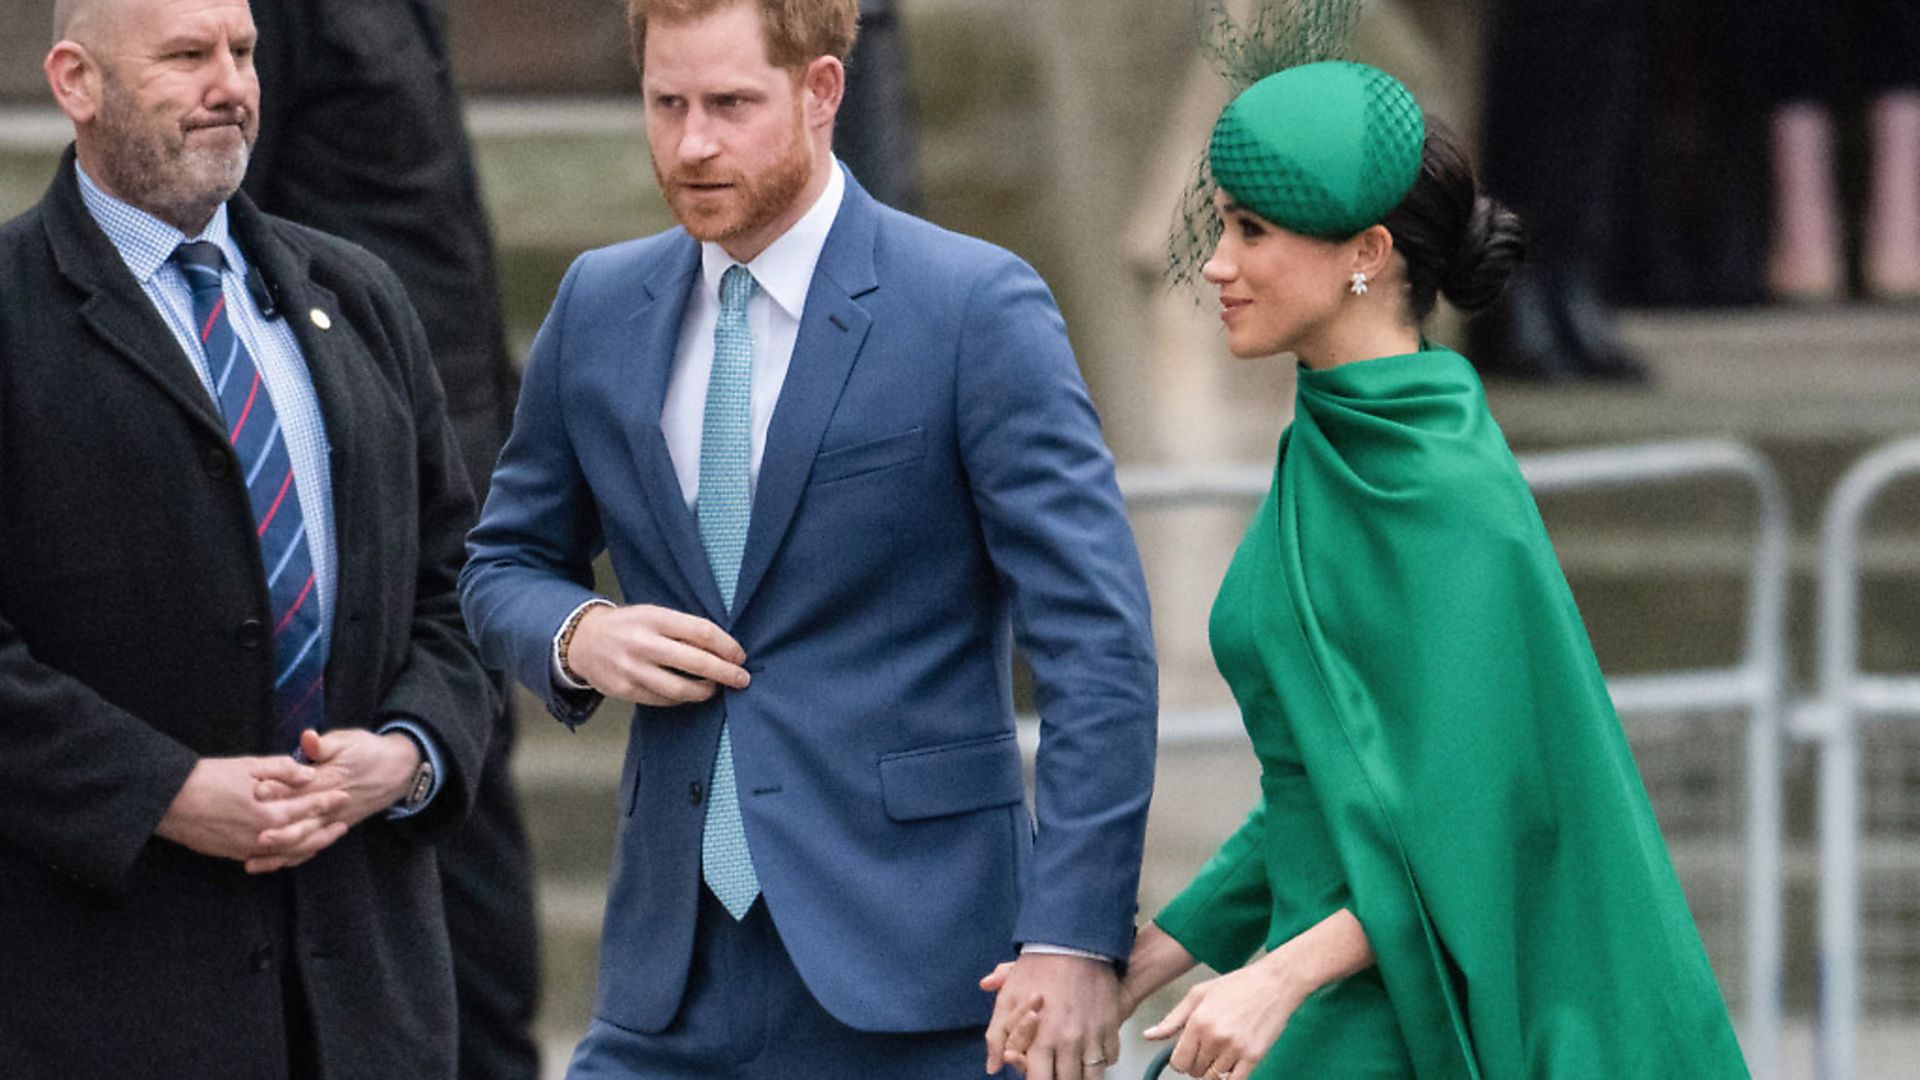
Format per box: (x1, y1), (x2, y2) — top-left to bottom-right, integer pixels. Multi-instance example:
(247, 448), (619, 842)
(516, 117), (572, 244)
(878, 733), (1025, 821)
(809, 427), (926, 486)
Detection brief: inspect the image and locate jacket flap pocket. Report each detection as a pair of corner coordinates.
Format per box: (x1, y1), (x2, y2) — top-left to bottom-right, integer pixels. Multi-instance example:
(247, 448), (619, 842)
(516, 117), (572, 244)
(810, 426), (926, 485)
(879, 733), (1025, 821)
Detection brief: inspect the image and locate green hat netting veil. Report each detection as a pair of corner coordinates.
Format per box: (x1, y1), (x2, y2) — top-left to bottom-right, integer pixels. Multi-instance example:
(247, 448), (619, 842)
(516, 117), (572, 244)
(1169, 1), (1423, 286)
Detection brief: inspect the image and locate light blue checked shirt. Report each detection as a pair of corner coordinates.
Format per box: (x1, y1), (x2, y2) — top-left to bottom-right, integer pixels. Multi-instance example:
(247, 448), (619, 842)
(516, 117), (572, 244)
(78, 166), (442, 813)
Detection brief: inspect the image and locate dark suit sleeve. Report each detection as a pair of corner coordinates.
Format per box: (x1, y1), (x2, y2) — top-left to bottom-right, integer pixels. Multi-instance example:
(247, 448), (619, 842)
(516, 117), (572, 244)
(354, 252), (496, 840)
(952, 251), (1159, 960)
(0, 623), (200, 891)
(459, 254), (610, 725)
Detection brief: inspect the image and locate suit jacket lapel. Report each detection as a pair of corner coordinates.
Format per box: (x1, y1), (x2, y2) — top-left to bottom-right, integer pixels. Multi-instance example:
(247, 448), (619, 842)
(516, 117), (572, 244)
(42, 149), (227, 442)
(622, 238), (731, 623)
(730, 179), (880, 621)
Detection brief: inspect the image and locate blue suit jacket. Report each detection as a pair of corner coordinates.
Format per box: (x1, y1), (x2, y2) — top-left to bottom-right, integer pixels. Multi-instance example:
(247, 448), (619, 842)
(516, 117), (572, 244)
(461, 173), (1157, 1034)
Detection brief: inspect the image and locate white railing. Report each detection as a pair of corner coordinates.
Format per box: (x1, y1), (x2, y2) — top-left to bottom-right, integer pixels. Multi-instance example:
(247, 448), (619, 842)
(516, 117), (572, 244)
(1801, 436), (1920, 1080)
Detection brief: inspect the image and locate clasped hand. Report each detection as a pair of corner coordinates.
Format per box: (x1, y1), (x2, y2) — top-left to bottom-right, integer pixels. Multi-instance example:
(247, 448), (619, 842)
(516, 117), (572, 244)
(566, 603), (751, 706)
(980, 953), (1122, 1079)
(154, 728), (421, 874)
(981, 947), (1299, 1080)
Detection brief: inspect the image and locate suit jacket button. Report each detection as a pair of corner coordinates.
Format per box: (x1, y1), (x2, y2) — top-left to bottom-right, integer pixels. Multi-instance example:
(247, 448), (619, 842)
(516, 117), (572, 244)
(203, 448), (229, 479)
(250, 945), (273, 972)
(688, 781), (704, 806)
(236, 619), (266, 649)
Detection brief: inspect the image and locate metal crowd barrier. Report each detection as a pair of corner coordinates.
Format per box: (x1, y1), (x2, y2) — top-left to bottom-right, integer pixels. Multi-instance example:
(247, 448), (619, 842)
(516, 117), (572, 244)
(1019, 439), (1792, 1078)
(1802, 436), (1920, 1080)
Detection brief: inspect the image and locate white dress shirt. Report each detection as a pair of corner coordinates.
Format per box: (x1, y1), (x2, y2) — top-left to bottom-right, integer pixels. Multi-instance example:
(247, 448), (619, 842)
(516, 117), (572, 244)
(550, 162), (845, 688)
(660, 160), (846, 505)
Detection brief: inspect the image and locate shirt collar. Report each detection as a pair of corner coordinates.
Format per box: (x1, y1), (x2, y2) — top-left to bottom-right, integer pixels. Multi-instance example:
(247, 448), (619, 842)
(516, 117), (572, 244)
(698, 158), (846, 319)
(75, 162), (245, 284)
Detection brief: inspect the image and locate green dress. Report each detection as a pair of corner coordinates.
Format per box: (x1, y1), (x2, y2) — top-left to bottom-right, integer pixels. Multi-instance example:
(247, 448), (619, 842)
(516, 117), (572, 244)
(1155, 348), (1749, 1079)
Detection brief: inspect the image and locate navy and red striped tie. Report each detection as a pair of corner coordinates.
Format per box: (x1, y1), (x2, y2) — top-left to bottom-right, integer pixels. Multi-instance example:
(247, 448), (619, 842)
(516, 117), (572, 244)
(173, 242), (326, 748)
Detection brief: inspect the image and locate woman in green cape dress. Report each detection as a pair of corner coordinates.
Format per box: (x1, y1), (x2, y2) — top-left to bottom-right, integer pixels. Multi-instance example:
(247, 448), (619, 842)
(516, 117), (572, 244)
(989, 60), (1749, 1080)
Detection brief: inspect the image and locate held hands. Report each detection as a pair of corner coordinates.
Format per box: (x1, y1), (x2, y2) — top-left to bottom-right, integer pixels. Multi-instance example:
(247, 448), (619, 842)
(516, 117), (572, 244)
(980, 918), (1374, 1080)
(981, 923), (1196, 1076)
(155, 729), (424, 875)
(567, 603), (751, 706)
(981, 953), (1122, 1079)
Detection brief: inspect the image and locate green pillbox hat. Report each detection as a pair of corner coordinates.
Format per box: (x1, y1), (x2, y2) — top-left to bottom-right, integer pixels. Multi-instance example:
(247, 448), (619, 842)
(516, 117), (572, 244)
(1209, 60), (1425, 238)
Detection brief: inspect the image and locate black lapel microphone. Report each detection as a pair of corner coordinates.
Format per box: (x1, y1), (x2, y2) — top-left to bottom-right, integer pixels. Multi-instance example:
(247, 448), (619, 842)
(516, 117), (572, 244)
(246, 264), (280, 320)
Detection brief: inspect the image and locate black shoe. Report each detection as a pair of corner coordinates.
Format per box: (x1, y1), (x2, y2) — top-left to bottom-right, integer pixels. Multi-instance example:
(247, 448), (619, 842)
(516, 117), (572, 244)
(1469, 272), (1585, 382)
(1556, 273), (1652, 384)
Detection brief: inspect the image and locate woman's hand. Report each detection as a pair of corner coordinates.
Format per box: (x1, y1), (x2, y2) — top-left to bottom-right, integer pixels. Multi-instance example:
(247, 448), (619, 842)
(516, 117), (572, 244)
(1141, 909), (1374, 1080)
(1142, 956), (1305, 1080)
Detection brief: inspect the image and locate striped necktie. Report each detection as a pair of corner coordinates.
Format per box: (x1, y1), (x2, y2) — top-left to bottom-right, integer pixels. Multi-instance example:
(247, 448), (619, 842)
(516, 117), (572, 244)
(699, 264), (760, 919)
(173, 242), (327, 748)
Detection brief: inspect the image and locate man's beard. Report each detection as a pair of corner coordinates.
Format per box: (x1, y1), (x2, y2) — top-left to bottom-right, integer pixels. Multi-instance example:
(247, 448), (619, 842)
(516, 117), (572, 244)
(655, 110), (813, 246)
(92, 74), (252, 232)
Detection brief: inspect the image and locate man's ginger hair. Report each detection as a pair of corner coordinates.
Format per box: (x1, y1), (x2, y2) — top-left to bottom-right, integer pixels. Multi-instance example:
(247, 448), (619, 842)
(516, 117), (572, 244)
(628, 0), (858, 73)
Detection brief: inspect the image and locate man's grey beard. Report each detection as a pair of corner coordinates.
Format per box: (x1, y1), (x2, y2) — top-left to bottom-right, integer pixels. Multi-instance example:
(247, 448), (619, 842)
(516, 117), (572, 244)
(93, 80), (252, 232)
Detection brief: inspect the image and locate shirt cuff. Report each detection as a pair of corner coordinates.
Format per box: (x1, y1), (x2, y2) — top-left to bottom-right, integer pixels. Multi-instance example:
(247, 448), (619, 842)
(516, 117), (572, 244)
(1020, 943), (1116, 964)
(551, 598), (615, 691)
(377, 720), (445, 819)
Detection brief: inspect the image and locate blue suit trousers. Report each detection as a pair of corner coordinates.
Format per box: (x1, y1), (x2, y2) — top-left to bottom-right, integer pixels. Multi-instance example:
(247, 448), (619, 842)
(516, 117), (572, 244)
(568, 890), (1014, 1079)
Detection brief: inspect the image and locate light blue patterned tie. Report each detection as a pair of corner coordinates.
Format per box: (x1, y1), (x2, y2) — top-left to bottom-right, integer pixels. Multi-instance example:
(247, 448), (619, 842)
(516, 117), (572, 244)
(699, 265), (760, 919)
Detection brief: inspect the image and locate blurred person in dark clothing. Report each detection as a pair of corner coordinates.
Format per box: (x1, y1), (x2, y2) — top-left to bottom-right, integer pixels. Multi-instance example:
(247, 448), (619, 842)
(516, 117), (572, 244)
(1474, 0), (1651, 382)
(835, 0), (924, 212)
(1758, 0), (1920, 301)
(244, 3), (539, 1078)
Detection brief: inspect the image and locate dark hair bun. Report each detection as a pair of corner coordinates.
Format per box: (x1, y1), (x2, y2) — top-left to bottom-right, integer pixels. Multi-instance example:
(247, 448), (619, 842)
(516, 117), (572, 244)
(1441, 196), (1526, 314)
(1379, 117), (1528, 321)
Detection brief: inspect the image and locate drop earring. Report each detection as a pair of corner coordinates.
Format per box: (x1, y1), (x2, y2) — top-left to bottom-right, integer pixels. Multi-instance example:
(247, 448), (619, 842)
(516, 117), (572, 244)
(1349, 271), (1370, 297)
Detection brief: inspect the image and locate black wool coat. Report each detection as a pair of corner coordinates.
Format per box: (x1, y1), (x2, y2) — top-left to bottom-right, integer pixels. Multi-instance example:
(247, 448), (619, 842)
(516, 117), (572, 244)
(0, 150), (493, 1080)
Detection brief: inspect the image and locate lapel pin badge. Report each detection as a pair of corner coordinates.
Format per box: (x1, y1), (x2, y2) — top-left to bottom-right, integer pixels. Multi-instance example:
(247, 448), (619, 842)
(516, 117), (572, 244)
(309, 308), (332, 331)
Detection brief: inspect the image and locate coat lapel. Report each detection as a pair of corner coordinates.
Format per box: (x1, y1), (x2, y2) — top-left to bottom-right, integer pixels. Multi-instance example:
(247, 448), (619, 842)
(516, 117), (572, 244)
(730, 179), (880, 621)
(621, 238), (731, 623)
(42, 150), (227, 442)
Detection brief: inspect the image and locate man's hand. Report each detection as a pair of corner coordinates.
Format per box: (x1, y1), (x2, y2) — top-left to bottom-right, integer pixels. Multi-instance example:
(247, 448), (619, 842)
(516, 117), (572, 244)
(293, 728), (419, 827)
(154, 755), (350, 871)
(567, 603), (750, 706)
(983, 953), (1120, 1079)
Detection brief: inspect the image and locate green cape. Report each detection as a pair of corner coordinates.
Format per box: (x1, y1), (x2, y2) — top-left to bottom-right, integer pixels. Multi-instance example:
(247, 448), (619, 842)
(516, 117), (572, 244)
(1159, 349), (1748, 1078)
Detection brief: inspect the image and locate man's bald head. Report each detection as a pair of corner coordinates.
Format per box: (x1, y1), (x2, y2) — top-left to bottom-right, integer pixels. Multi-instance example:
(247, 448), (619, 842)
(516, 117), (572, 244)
(53, 0), (92, 43)
(52, 0), (116, 48)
